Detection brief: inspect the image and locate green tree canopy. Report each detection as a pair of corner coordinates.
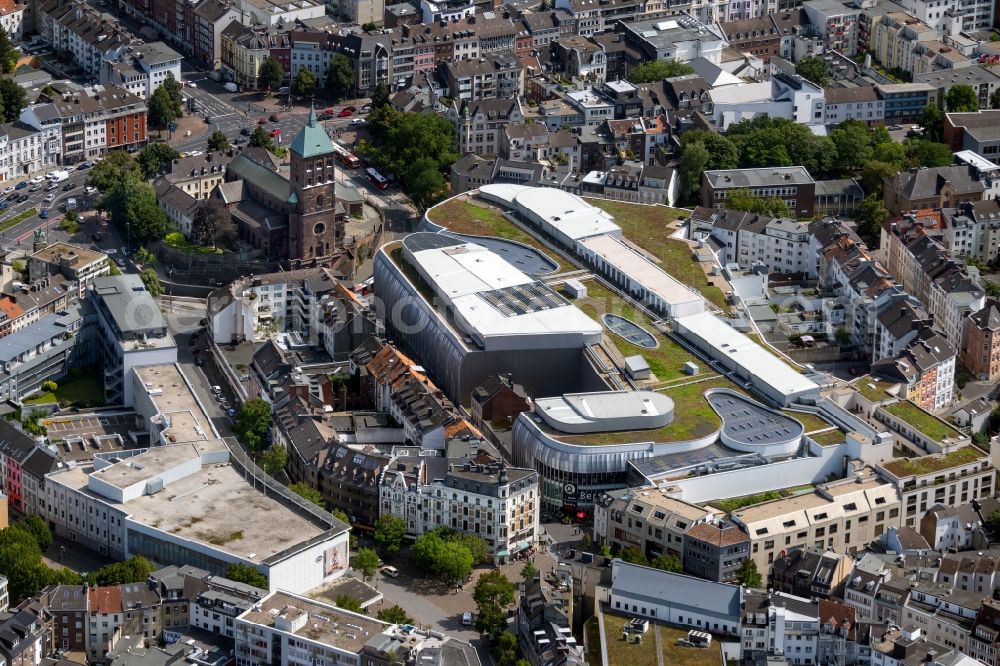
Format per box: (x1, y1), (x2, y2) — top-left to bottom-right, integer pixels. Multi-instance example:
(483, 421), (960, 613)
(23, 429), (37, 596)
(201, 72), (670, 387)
(680, 130), (739, 170)
(233, 398), (272, 451)
(829, 119), (874, 174)
(412, 531), (473, 585)
(678, 139), (709, 203)
(88, 150), (140, 192)
(856, 196), (890, 248)
(920, 103), (944, 141)
(293, 67), (318, 97)
(405, 157), (447, 210)
(207, 130), (231, 153)
(260, 445), (287, 476)
(946, 84), (978, 112)
(16, 516), (52, 552)
(795, 56), (829, 87)
(289, 482), (324, 507)
(88, 556), (155, 586)
(0, 78), (27, 123)
(226, 563), (268, 589)
(628, 59), (695, 83)
(137, 142), (180, 179)
(520, 561), (538, 581)
(991, 88), (1000, 110)
(0, 31), (18, 73)
(371, 82), (391, 110)
(335, 595), (365, 614)
(352, 548), (381, 581)
(620, 545), (647, 565)
(737, 558), (763, 588)
(860, 161), (898, 199)
(140, 268), (163, 297)
(249, 125), (274, 150)
(326, 54), (356, 100)
(162, 73), (184, 117)
(148, 85), (178, 129)
(100, 175), (170, 244)
(650, 554), (682, 572)
(473, 571), (515, 636)
(377, 605), (414, 625)
(904, 138), (953, 167)
(259, 56), (284, 91)
(723, 189), (791, 218)
(492, 633), (519, 666)
(192, 197), (236, 249)
(374, 515), (407, 555)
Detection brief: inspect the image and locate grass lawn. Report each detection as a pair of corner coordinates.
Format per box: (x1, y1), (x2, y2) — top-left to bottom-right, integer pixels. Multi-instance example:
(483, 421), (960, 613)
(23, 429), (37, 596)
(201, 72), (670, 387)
(556, 376), (744, 445)
(164, 231), (224, 255)
(809, 429), (848, 446)
(601, 612), (723, 666)
(584, 199), (727, 308)
(23, 374), (105, 408)
(784, 410), (832, 433)
(854, 375), (899, 403)
(569, 281), (701, 382)
(883, 401), (962, 442)
(426, 198), (572, 272)
(881, 445), (985, 477)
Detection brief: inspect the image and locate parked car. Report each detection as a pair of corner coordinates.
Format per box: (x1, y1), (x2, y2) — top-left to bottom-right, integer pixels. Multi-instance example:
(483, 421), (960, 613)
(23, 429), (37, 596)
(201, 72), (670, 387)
(381, 566), (399, 578)
(15, 181), (27, 190)
(78, 161), (92, 169)
(2, 185), (12, 194)
(258, 117), (267, 124)
(85, 186), (98, 195)
(17, 194), (29, 202)
(5, 193), (16, 201)
(360, 104), (371, 114)
(30, 175), (44, 184)
(241, 127), (251, 136)
(63, 182), (75, 191)
(461, 612), (473, 626)
(0, 201), (8, 210)
(270, 129), (281, 137)
(338, 108), (353, 117)
(226, 407), (236, 417)
(212, 385), (222, 394)
(269, 113), (280, 122)
(351, 118), (365, 125)
(115, 257), (126, 267)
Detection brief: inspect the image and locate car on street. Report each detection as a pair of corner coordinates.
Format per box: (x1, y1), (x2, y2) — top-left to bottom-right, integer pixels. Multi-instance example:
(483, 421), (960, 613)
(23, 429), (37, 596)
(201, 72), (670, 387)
(43, 194), (55, 203)
(2, 186), (12, 194)
(461, 612), (473, 626)
(65, 166), (76, 172)
(30, 176), (44, 184)
(338, 108), (354, 117)
(226, 407), (236, 417)
(78, 162), (92, 169)
(115, 257), (126, 267)
(241, 127), (251, 136)
(185, 81), (197, 88)
(360, 104), (371, 114)
(258, 117), (267, 124)
(189, 150), (203, 156)
(29, 183), (42, 192)
(234, 137), (245, 145)
(17, 194), (28, 202)
(39, 209), (48, 219)
(85, 186), (98, 195)
(351, 118), (365, 125)
(0, 201), (8, 210)
(63, 182), (75, 191)
(5, 193), (16, 201)
(270, 129), (281, 137)
(381, 565), (399, 578)
(15, 181), (27, 190)
(269, 113), (280, 122)
(45, 182), (59, 191)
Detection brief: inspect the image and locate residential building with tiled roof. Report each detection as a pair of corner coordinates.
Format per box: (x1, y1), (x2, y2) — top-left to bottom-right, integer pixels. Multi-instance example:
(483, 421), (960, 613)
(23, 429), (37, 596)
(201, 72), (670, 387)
(682, 521), (751, 583)
(962, 298), (1000, 381)
(884, 165), (987, 216)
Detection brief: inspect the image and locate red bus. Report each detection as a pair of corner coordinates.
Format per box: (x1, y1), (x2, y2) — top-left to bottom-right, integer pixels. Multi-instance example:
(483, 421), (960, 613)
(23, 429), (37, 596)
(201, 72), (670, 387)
(332, 143), (360, 169)
(367, 167), (388, 190)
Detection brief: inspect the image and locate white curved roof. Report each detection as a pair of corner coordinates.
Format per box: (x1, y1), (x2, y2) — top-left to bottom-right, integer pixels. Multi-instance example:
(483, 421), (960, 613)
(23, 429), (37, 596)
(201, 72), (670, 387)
(478, 183), (534, 206)
(512, 187), (620, 241)
(535, 390), (674, 434)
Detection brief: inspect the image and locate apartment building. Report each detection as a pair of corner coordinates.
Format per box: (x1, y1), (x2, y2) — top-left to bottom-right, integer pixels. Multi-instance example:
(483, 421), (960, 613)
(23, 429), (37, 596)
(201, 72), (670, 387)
(876, 446), (995, 528)
(871, 328), (956, 412)
(945, 110), (1000, 163)
(380, 457), (540, 562)
(702, 167), (816, 218)
(682, 522), (752, 584)
(803, 0), (860, 55)
(18, 103), (63, 169)
(877, 82), (939, 126)
(689, 206), (814, 276)
(968, 599), (1000, 666)
(730, 474), (901, 574)
(898, 0), (994, 35)
(823, 86), (884, 125)
(39, 0), (133, 77)
(29, 243), (110, 298)
(101, 42), (183, 100)
(962, 299), (1000, 381)
(448, 97), (524, 157)
(441, 53), (523, 102)
(594, 487), (713, 560)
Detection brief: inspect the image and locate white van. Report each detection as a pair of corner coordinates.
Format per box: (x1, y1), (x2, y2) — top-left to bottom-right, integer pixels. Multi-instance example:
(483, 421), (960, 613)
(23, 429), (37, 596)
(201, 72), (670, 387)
(381, 565), (399, 578)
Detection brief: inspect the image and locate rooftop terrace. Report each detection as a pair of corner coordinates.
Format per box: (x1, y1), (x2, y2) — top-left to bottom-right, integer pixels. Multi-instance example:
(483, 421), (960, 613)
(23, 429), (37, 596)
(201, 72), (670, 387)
(880, 445), (987, 478)
(239, 591), (386, 652)
(599, 611), (724, 666)
(882, 401), (962, 442)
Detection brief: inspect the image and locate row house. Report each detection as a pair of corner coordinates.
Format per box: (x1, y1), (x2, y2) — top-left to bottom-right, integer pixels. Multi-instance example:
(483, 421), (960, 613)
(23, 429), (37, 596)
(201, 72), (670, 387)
(18, 103), (62, 169)
(823, 85), (884, 125)
(0, 123), (42, 183)
(962, 298), (1000, 382)
(0, 0), (23, 42)
(555, 0), (646, 35)
(918, 497), (998, 551)
(940, 200), (1000, 265)
(0, 419), (39, 513)
(519, 9), (574, 49)
(441, 53), (523, 101)
(101, 42), (184, 100)
(37, 88), (147, 165)
(192, 0), (241, 67)
(871, 327), (956, 412)
(688, 206), (814, 277)
(37, 0), (135, 77)
(449, 97), (524, 156)
(593, 486), (713, 560)
(220, 22), (275, 91)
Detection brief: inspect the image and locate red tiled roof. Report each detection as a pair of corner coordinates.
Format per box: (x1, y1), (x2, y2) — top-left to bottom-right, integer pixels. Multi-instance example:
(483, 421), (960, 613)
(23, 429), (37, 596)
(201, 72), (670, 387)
(88, 586), (123, 614)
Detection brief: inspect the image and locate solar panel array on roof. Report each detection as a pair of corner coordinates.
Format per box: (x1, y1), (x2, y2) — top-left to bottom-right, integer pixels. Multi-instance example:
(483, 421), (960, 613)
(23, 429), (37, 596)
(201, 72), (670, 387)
(403, 232), (465, 253)
(478, 283), (568, 317)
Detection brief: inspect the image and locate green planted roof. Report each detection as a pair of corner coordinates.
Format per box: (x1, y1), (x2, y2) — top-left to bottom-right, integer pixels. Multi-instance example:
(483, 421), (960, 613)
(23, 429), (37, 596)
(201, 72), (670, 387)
(290, 107), (335, 159)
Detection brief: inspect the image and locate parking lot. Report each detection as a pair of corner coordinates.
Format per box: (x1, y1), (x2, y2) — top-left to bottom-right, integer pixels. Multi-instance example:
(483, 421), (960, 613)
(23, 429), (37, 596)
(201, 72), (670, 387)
(42, 411), (135, 436)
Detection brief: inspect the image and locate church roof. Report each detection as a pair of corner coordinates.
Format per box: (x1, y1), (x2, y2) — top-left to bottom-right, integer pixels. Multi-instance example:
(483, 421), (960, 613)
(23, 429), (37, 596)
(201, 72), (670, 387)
(290, 107), (335, 159)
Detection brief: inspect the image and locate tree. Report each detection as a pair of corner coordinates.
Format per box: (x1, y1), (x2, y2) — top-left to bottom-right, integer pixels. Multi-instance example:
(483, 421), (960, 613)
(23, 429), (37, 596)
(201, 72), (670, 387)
(377, 605), (414, 625)
(650, 554), (681, 572)
(723, 188), (791, 218)
(88, 556), (155, 586)
(260, 445), (287, 476)
(293, 67), (318, 97)
(331, 507), (351, 525)
(991, 88), (1000, 110)
(904, 138), (953, 168)
(405, 157), (446, 210)
(856, 196), (890, 247)
(412, 531), (473, 584)
(872, 140), (906, 167)
(137, 142), (180, 179)
(161, 73), (184, 117)
(0, 526), (48, 602)
(148, 85), (178, 129)
(207, 130), (231, 153)
(226, 563), (268, 589)
(795, 56), (829, 87)
(492, 633), (519, 666)
(736, 558), (763, 588)
(0, 78), (27, 123)
(371, 82), (391, 110)
(15, 516), (52, 552)
(0, 31), (17, 73)
(335, 595), (365, 614)
(473, 571), (515, 636)
(287, 482), (323, 508)
(89, 151), (140, 192)
(140, 268), (163, 297)
(520, 561), (538, 581)
(249, 125), (274, 150)
(361, 108), (459, 202)
(678, 139), (709, 203)
(860, 161), (898, 199)
(835, 326), (852, 346)
(101, 175), (170, 244)
(326, 54), (355, 100)
(362, 21), (378, 33)
(946, 84), (978, 112)
(374, 515), (407, 555)
(920, 103), (944, 142)
(619, 546), (647, 565)
(192, 197), (236, 249)
(233, 398), (272, 451)
(628, 59), (695, 84)
(581, 532), (592, 550)
(352, 548), (381, 581)
(830, 119), (874, 174)
(455, 533), (491, 565)
(259, 56), (284, 92)
(681, 130), (739, 170)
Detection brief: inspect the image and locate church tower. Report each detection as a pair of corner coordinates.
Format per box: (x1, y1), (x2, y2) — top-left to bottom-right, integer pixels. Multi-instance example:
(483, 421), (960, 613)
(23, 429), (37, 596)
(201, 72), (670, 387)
(287, 107), (342, 267)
